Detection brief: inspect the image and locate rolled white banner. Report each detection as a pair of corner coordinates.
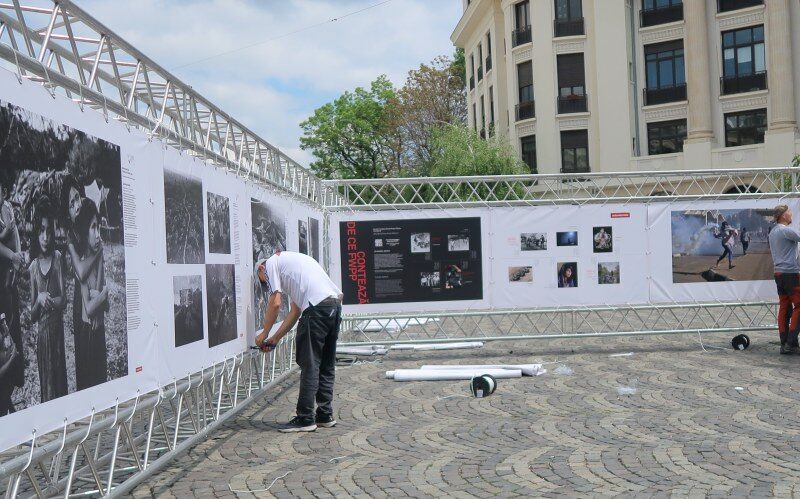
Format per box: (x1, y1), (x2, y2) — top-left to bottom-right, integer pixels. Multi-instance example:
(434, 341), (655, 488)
(389, 342), (484, 351)
(389, 368), (522, 382)
(420, 364), (545, 376)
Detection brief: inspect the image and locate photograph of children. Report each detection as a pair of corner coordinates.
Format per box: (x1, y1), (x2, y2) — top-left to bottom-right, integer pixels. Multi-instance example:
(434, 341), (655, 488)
(308, 217), (320, 261)
(444, 264), (463, 289)
(508, 266), (533, 282)
(593, 226), (612, 253)
(164, 170), (205, 264)
(0, 99), (128, 415)
(410, 232), (430, 253)
(419, 271), (440, 288)
(298, 219), (308, 255)
(251, 199), (287, 324)
(173, 275), (203, 347)
(521, 233), (547, 251)
(206, 192), (231, 255)
(447, 230), (470, 252)
(557, 262), (578, 288)
(556, 231), (578, 247)
(206, 264), (237, 347)
(671, 209), (773, 283)
(598, 262), (620, 284)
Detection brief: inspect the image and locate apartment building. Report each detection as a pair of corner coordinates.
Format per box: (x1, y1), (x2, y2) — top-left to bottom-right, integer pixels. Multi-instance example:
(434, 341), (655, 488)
(451, 0), (800, 179)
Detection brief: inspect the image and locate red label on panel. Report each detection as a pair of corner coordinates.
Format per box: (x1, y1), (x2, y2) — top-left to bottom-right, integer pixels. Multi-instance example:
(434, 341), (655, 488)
(611, 212), (630, 218)
(135, 366), (143, 373)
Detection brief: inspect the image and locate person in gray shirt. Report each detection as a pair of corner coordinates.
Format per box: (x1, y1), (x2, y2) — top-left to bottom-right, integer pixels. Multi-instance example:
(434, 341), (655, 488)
(768, 204), (800, 354)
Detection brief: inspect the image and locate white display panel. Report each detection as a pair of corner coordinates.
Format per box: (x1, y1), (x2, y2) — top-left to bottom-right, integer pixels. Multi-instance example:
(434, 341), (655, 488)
(489, 204), (649, 307)
(648, 198), (796, 304)
(0, 68), (159, 450)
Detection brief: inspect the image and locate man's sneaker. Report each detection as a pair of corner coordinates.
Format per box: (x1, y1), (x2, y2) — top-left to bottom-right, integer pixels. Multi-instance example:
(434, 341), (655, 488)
(780, 343), (799, 355)
(277, 416), (316, 433)
(316, 415), (337, 428)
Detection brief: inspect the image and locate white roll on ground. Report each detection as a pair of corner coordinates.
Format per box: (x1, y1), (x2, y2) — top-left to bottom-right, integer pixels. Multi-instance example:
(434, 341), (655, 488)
(387, 368), (522, 382)
(388, 342), (484, 351)
(419, 364), (545, 376)
(337, 347), (389, 356)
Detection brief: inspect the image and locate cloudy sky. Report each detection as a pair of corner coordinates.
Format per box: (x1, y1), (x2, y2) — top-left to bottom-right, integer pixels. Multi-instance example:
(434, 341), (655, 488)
(78, 0), (463, 167)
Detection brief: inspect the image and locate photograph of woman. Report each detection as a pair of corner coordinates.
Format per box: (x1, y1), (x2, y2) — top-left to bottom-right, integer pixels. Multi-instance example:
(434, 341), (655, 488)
(558, 262), (578, 288)
(0, 175), (24, 415)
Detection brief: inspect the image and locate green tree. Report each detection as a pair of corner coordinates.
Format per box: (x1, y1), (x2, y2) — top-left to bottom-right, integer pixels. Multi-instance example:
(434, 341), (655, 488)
(427, 124), (527, 177)
(451, 48), (466, 89)
(299, 76), (401, 179)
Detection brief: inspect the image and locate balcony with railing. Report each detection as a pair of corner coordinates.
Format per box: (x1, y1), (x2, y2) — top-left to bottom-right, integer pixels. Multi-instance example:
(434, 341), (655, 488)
(561, 165), (590, 174)
(640, 3), (683, 27)
(486, 55), (492, 73)
(554, 17), (584, 37)
(643, 83), (687, 106)
(512, 25), (532, 47)
(478, 66), (483, 82)
(469, 75), (475, 90)
(720, 71), (767, 95)
(515, 100), (536, 121)
(557, 94), (588, 114)
(717, 0), (763, 13)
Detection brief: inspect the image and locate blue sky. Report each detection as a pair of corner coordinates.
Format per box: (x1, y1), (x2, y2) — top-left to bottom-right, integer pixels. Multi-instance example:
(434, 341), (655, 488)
(78, 0), (463, 167)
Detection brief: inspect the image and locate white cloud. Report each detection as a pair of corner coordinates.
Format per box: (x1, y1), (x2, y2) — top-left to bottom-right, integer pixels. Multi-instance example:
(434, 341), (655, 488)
(75, 0), (462, 168)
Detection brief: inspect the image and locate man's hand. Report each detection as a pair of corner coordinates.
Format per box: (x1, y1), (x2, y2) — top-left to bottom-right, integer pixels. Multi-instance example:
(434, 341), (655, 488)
(261, 336), (279, 352)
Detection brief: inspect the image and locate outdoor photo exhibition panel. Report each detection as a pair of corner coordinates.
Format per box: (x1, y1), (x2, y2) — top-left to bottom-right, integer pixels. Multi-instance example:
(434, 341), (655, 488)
(329, 209), (490, 314)
(490, 205), (649, 307)
(648, 198), (800, 304)
(152, 149), (249, 382)
(0, 68), (159, 450)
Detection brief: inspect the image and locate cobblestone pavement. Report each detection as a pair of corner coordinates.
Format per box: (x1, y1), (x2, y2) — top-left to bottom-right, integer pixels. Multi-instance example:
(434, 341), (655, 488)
(132, 331), (800, 498)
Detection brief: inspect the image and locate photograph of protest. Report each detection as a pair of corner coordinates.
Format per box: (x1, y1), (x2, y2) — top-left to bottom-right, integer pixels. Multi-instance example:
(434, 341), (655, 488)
(0, 99), (128, 415)
(205, 264), (237, 347)
(598, 262), (620, 284)
(593, 226), (612, 253)
(521, 233), (547, 251)
(251, 199), (287, 324)
(172, 275), (203, 347)
(298, 219), (308, 255)
(164, 169), (205, 264)
(671, 208), (773, 283)
(557, 231), (578, 247)
(557, 262), (578, 288)
(508, 266), (533, 282)
(419, 271), (440, 288)
(448, 231), (470, 252)
(411, 232), (430, 253)
(444, 264), (463, 289)
(308, 217), (320, 261)
(206, 192), (230, 255)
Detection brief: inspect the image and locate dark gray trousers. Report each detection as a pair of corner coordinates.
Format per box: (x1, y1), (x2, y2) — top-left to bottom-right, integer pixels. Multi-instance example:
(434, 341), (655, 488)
(295, 298), (341, 423)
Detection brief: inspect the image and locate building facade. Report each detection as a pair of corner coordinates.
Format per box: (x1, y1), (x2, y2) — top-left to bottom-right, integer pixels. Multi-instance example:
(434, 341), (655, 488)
(451, 0), (800, 178)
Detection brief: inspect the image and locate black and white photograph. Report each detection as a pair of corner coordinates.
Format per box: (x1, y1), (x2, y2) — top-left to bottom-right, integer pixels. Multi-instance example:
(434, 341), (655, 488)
(593, 226), (613, 253)
(447, 230), (470, 252)
(308, 217), (320, 261)
(251, 199), (287, 324)
(557, 262), (578, 288)
(556, 231), (578, 247)
(298, 219), (308, 255)
(206, 192), (231, 255)
(598, 262), (620, 285)
(521, 233), (547, 251)
(206, 264), (237, 347)
(419, 271), (440, 288)
(411, 232), (430, 253)
(444, 264), (463, 289)
(164, 169), (205, 264)
(172, 275), (203, 347)
(508, 266), (533, 282)
(0, 99), (128, 415)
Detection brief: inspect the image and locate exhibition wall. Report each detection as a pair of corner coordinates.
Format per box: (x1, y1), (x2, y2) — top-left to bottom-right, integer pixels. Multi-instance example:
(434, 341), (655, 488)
(0, 69), (322, 451)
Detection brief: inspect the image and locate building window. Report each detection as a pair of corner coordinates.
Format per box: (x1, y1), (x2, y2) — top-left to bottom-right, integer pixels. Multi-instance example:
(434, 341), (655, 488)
(516, 61), (535, 121)
(557, 53), (587, 114)
(554, 0), (584, 37)
(561, 130), (589, 173)
(512, 1), (531, 47)
(521, 136), (537, 174)
(486, 32), (493, 72)
(640, 0), (683, 27)
(489, 86), (495, 129)
(721, 25), (766, 95)
(724, 109), (767, 147)
(477, 43), (484, 81)
(472, 103), (477, 131)
(717, 0), (762, 13)
(643, 40), (686, 105)
(469, 54), (475, 90)
(480, 95), (486, 137)
(647, 119), (686, 155)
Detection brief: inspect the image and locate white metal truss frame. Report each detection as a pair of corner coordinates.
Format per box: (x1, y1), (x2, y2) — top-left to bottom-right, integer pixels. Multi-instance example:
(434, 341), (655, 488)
(0, 0), (326, 204)
(0, 333), (297, 499)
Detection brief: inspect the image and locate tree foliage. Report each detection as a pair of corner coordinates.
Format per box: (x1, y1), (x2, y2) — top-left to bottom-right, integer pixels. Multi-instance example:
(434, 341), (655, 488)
(427, 125), (527, 178)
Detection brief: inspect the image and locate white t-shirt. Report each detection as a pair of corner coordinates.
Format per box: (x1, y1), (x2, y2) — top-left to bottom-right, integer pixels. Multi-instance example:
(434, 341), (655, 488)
(263, 251), (342, 312)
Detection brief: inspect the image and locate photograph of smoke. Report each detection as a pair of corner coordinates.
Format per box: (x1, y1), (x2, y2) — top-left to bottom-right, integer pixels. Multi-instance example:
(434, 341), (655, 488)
(671, 208), (773, 283)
